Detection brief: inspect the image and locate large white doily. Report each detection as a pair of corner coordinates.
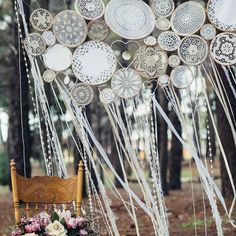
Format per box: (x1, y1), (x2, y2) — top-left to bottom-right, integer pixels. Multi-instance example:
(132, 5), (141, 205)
(178, 35), (208, 66)
(158, 31), (181, 52)
(152, 0), (175, 18)
(210, 32), (236, 66)
(105, 0), (155, 40)
(43, 44), (72, 72)
(134, 45), (168, 78)
(53, 10), (87, 48)
(207, 0), (236, 31)
(72, 41), (117, 85)
(71, 83), (94, 106)
(30, 8), (52, 32)
(170, 1), (205, 36)
(170, 66), (193, 89)
(24, 33), (46, 56)
(74, 0), (105, 20)
(111, 69), (142, 99)
(87, 20), (109, 41)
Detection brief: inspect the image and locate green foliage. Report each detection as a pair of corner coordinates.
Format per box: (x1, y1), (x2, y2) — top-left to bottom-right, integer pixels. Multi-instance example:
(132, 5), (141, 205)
(50, 211), (60, 222)
(0, 150), (9, 185)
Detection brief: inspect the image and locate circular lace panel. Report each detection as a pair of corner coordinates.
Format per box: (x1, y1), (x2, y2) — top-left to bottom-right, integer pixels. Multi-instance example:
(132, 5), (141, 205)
(43, 44), (72, 72)
(170, 66), (193, 89)
(158, 31), (181, 52)
(30, 8), (52, 32)
(88, 20), (109, 41)
(200, 24), (216, 41)
(111, 69), (142, 99)
(71, 83), (94, 106)
(168, 55), (181, 68)
(24, 33), (46, 56)
(134, 45), (168, 79)
(170, 1), (205, 36)
(42, 31), (56, 46)
(208, 0), (236, 31)
(144, 36), (157, 46)
(105, 0), (155, 39)
(74, 0), (105, 20)
(155, 18), (171, 31)
(72, 41), (117, 85)
(178, 35), (208, 66)
(53, 10), (87, 48)
(43, 70), (56, 83)
(158, 74), (170, 87)
(152, 0), (175, 18)
(210, 33), (236, 66)
(99, 88), (115, 104)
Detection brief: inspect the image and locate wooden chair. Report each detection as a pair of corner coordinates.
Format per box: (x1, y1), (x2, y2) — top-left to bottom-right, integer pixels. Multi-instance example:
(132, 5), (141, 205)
(10, 159), (83, 224)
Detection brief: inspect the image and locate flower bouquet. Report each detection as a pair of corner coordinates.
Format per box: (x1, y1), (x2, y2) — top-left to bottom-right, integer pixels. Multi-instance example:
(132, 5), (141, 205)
(11, 210), (97, 236)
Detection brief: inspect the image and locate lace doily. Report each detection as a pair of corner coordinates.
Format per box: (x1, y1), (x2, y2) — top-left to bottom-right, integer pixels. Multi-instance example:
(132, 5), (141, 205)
(207, 0), (236, 31)
(43, 70), (56, 83)
(42, 31), (56, 46)
(71, 83), (94, 106)
(111, 69), (142, 99)
(158, 74), (170, 87)
(134, 45), (168, 78)
(200, 24), (216, 41)
(105, 0), (155, 39)
(74, 0), (105, 20)
(99, 88), (115, 104)
(53, 10), (87, 48)
(171, 1), (205, 36)
(88, 20), (109, 41)
(43, 44), (72, 72)
(152, 0), (175, 18)
(72, 41), (117, 85)
(155, 18), (171, 31)
(168, 55), (181, 68)
(144, 36), (157, 46)
(158, 31), (181, 52)
(30, 8), (52, 32)
(210, 32), (236, 66)
(24, 33), (46, 56)
(170, 66), (193, 89)
(178, 35), (208, 66)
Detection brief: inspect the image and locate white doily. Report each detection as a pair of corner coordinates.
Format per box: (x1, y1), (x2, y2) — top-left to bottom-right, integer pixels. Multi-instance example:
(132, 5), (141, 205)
(200, 24), (216, 41)
(144, 36), (157, 46)
(158, 31), (181, 52)
(42, 31), (56, 46)
(111, 68), (142, 99)
(170, 66), (193, 89)
(158, 74), (170, 87)
(43, 44), (72, 72)
(72, 41), (117, 85)
(105, 0), (155, 40)
(134, 45), (168, 78)
(207, 0), (236, 31)
(71, 83), (94, 106)
(53, 10), (87, 48)
(43, 70), (56, 83)
(30, 8), (52, 32)
(210, 32), (236, 66)
(99, 88), (115, 104)
(178, 35), (208, 66)
(24, 33), (46, 56)
(170, 1), (205, 36)
(152, 0), (175, 18)
(74, 0), (105, 20)
(87, 20), (109, 41)
(168, 55), (181, 68)
(155, 18), (171, 31)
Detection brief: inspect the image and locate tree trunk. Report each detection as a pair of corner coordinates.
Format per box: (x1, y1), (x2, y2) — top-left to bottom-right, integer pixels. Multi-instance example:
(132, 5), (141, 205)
(8, 0), (31, 178)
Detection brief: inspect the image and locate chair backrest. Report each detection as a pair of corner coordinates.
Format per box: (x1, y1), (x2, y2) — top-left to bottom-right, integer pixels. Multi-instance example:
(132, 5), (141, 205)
(10, 159), (83, 224)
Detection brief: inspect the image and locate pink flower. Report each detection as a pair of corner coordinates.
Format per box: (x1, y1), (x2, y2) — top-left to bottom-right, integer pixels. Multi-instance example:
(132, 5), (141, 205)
(25, 221), (40, 233)
(79, 229), (88, 236)
(76, 217), (86, 227)
(11, 229), (21, 236)
(66, 218), (77, 229)
(37, 212), (51, 227)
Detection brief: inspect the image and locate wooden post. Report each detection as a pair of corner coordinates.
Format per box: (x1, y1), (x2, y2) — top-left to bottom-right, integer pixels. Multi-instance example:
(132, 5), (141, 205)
(10, 159), (20, 224)
(76, 161), (83, 216)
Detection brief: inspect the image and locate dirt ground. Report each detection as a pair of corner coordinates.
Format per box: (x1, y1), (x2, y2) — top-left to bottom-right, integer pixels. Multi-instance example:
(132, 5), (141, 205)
(1, 181), (236, 236)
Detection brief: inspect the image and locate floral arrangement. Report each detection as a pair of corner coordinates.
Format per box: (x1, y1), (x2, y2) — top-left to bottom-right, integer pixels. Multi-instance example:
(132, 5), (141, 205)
(11, 210), (97, 236)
